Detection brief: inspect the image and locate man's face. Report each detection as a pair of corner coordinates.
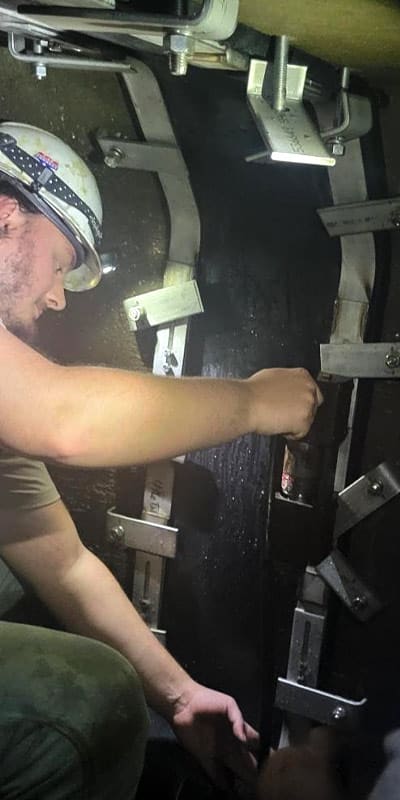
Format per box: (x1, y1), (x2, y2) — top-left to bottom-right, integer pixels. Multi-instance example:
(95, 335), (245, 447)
(0, 196), (75, 342)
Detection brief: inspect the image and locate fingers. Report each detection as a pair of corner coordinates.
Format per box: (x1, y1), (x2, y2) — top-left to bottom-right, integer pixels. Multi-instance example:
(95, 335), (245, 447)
(244, 721), (260, 748)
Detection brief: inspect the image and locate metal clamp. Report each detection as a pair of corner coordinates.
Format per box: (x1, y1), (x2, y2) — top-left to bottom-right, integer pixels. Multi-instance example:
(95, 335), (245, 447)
(276, 678), (367, 729)
(107, 507), (178, 642)
(246, 54), (335, 167)
(334, 462), (400, 539)
(316, 549), (383, 621)
(320, 342), (400, 378)
(5, 0), (243, 76)
(8, 32), (133, 77)
(123, 279), (204, 332)
(106, 508), (178, 558)
(318, 196), (400, 237)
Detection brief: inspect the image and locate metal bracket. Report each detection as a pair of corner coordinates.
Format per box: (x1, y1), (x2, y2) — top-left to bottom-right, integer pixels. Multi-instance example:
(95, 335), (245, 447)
(276, 678), (367, 729)
(318, 196), (400, 237)
(246, 58), (335, 167)
(320, 342), (400, 378)
(123, 279), (203, 332)
(107, 507), (178, 642)
(316, 549), (382, 621)
(106, 508), (178, 559)
(7, 31), (133, 76)
(3, 0), (243, 75)
(334, 462), (400, 540)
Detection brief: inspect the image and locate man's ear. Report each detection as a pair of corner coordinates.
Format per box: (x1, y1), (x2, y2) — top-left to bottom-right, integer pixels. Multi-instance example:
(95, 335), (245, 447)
(0, 195), (19, 224)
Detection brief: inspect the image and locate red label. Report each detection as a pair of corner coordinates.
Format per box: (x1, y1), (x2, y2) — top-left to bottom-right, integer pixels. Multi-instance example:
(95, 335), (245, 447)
(35, 152), (59, 171)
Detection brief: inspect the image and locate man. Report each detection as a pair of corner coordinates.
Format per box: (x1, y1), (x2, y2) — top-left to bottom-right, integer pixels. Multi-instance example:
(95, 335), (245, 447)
(0, 122), (323, 799)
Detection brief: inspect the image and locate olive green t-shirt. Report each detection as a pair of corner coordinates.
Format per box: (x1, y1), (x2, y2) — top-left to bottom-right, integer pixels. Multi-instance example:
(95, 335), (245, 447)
(0, 452), (60, 511)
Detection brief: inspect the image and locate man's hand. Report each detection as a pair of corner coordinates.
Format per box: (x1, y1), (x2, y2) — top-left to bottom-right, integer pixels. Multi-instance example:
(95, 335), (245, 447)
(171, 681), (259, 789)
(246, 368), (323, 440)
(257, 727), (345, 800)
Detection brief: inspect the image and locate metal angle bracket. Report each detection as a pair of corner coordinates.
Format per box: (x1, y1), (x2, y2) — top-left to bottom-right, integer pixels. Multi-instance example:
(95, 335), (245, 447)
(106, 507), (178, 559)
(334, 461), (400, 540)
(123, 279), (203, 332)
(318, 196), (400, 237)
(246, 59), (335, 167)
(320, 342), (400, 378)
(316, 549), (383, 621)
(106, 507), (179, 641)
(275, 678), (367, 730)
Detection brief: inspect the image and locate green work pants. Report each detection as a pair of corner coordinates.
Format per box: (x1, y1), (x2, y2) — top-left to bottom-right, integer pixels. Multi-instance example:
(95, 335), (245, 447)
(0, 560), (149, 799)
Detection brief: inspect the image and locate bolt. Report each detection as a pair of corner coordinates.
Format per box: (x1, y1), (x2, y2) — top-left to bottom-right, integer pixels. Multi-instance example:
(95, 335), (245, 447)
(331, 705), (347, 723)
(104, 147), (124, 168)
(164, 33), (194, 77)
(385, 349), (400, 370)
(34, 63), (47, 81)
(351, 595), (368, 611)
(368, 480), (384, 496)
(390, 210), (400, 229)
(273, 35), (289, 112)
(108, 525), (125, 545)
(162, 349), (178, 375)
(128, 306), (142, 324)
(329, 137), (345, 157)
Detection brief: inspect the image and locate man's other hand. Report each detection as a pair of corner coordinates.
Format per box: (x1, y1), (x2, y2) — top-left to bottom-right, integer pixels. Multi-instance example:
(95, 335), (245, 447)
(171, 682), (259, 789)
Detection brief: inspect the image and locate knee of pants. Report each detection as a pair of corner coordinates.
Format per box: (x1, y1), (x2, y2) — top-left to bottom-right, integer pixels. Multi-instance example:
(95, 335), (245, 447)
(0, 622), (150, 768)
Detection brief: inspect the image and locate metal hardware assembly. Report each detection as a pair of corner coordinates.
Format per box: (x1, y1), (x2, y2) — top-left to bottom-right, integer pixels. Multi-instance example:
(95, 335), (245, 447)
(276, 679), (367, 729)
(123, 279), (203, 332)
(320, 343), (400, 378)
(316, 550), (382, 621)
(334, 462), (400, 540)
(8, 31), (133, 74)
(103, 59), (201, 643)
(318, 196), (400, 237)
(106, 509), (178, 560)
(2, 0), (244, 76)
(277, 131), (376, 751)
(247, 56), (335, 167)
(106, 507), (179, 642)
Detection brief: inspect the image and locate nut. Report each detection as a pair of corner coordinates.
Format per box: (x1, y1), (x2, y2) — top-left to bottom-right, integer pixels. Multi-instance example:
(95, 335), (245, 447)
(164, 33), (194, 76)
(34, 63), (47, 81)
(329, 138), (345, 157)
(351, 595), (368, 610)
(390, 210), (400, 228)
(385, 349), (400, 370)
(331, 706), (347, 722)
(108, 525), (125, 545)
(367, 480), (384, 497)
(164, 33), (195, 56)
(104, 147), (124, 169)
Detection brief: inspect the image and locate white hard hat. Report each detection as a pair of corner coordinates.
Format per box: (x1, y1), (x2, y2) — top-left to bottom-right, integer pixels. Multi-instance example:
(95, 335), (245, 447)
(0, 122), (103, 291)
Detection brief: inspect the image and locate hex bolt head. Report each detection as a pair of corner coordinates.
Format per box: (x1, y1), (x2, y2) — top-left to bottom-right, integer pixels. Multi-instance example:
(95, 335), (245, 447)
(34, 63), (47, 81)
(367, 480), (384, 496)
(128, 306), (142, 323)
(164, 33), (194, 76)
(329, 137), (345, 157)
(390, 210), (400, 228)
(351, 595), (368, 611)
(385, 350), (400, 370)
(331, 705), (347, 722)
(104, 147), (124, 168)
(108, 525), (125, 544)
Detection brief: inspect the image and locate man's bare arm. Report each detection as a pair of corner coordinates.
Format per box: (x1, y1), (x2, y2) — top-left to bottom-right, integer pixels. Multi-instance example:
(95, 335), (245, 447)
(0, 498), (199, 716)
(0, 328), (322, 467)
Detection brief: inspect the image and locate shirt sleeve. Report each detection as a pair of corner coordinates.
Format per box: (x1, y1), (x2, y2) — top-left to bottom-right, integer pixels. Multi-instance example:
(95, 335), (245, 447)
(0, 451), (60, 511)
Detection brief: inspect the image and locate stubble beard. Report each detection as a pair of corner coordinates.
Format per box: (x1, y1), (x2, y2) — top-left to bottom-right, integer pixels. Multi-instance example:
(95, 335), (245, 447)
(0, 226), (38, 344)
